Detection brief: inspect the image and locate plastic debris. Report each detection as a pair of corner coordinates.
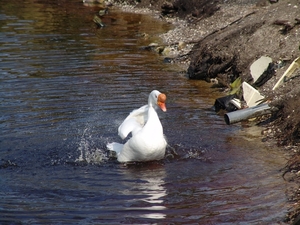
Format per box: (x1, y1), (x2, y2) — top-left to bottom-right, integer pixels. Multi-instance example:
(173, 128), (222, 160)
(224, 103), (271, 125)
(214, 95), (238, 112)
(229, 98), (242, 109)
(250, 56), (272, 83)
(253, 62), (275, 87)
(272, 56), (300, 90)
(229, 77), (242, 95)
(242, 81), (264, 107)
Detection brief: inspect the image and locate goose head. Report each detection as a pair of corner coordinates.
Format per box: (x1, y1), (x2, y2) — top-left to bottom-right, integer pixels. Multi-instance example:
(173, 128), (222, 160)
(148, 90), (167, 112)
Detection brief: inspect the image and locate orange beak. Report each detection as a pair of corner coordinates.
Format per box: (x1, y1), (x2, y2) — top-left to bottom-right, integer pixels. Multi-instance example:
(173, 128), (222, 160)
(157, 93), (167, 112)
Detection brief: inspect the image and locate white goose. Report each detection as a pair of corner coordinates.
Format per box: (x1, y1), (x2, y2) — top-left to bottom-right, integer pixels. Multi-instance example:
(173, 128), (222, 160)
(107, 90), (167, 162)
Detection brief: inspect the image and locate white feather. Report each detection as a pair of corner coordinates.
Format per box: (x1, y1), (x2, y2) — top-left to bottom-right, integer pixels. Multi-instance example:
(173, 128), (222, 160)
(107, 90), (167, 162)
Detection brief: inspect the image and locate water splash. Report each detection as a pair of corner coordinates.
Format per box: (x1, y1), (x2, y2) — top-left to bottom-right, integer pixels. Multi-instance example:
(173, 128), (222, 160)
(167, 143), (209, 161)
(76, 128), (108, 164)
(183, 148), (208, 161)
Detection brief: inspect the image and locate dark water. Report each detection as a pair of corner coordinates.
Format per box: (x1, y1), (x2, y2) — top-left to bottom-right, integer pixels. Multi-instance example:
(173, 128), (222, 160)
(0, 0), (289, 224)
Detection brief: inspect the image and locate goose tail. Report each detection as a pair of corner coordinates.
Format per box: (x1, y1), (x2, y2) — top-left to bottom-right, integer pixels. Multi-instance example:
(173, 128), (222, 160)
(106, 142), (123, 154)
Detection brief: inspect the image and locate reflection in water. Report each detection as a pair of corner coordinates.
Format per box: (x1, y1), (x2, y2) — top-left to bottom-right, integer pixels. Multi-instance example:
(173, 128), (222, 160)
(121, 165), (167, 220)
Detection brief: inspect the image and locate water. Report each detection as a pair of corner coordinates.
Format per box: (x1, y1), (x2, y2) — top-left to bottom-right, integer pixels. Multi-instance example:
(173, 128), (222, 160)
(0, 0), (289, 224)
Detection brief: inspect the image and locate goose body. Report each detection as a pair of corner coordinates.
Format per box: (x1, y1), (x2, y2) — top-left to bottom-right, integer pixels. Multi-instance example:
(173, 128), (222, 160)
(107, 90), (167, 162)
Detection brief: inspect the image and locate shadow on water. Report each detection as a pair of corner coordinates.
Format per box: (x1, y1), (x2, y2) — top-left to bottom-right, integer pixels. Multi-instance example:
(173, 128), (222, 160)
(0, 0), (290, 224)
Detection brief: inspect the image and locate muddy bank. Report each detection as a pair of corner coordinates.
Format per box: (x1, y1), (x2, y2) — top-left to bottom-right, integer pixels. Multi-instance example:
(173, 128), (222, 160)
(103, 0), (300, 223)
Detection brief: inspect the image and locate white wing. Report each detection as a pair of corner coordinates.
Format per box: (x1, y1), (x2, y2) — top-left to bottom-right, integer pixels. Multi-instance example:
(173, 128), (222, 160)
(118, 105), (149, 139)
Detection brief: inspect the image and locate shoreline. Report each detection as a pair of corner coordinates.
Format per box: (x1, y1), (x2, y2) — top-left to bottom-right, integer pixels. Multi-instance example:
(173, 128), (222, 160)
(106, 0), (300, 223)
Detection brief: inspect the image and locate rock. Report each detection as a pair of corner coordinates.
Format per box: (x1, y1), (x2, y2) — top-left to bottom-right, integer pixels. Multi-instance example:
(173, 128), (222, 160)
(99, 8), (108, 16)
(93, 15), (104, 27)
(142, 42), (159, 51)
(161, 2), (177, 15)
(83, 0), (105, 7)
(178, 41), (186, 51)
(148, 42), (158, 47)
(155, 46), (165, 54)
(161, 46), (171, 56)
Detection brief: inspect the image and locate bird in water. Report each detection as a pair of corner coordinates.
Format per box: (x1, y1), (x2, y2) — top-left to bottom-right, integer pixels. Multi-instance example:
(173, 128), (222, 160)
(107, 90), (167, 163)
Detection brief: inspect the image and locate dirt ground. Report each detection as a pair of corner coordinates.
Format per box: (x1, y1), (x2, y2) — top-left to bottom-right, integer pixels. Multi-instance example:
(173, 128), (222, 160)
(110, 0), (300, 223)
